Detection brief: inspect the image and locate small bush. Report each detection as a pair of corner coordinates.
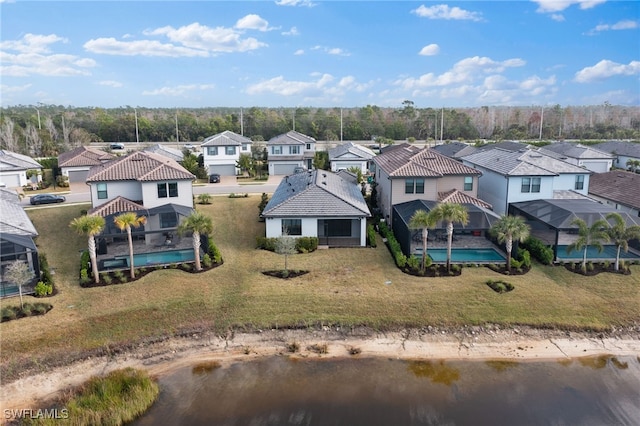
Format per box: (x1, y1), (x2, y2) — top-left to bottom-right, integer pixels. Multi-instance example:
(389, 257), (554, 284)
(34, 281), (53, 297)
(208, 239), (222, 263)
(256, 236), (277, 251)
(348, 347), (362, 355)
(451, 264), (461, 273)
(113, 270), (127, 283)
(522, 237), (554, 265)
(406, 255), (420, 270)
(510, 259), (521, 269)
(80, 268), (90, 285)
(197, 193), (212, 204)
(202, 253), (212, 268)
(286, 342), (300, 353)
(296, 237), (318, 253)
(519, 249), (531, 268)
(22, 303), (35, 316)
(101, 273), (112, 285)
(367, 224), (377, 248)
(486, 279), (514, 293)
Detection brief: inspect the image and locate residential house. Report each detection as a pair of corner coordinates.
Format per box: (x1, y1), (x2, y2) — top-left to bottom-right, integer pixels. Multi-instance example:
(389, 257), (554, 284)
(372, 143), (482, 223)
(261, 170), (371, 247)
(267, 131), (316, 175)
(85, 151), (196, 264)
(431, 141), (478, 160)
(1, 188), (39, 298)
(58, 145), (116, 183)
(328, 142), (376, 174)
(461, 147), (592, 215)
(538, 142), (613, 173)
(143, 144), (184, 163)
(593, 141), (640, 171)
(0, 150), (42, 188)
(201, 130), (252, 176)
(588, 170), (640, 217)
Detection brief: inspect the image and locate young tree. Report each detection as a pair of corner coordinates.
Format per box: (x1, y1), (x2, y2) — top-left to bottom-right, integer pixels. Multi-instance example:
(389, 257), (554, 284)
(275, 234), (297, 273)
(5, 260), (34, 309)
(490, 215), (531, 271)
(408, 209), (437, 271)
(605, 212), (640, 271)
(566, 218), (610, 272)
(177, 211), (214, 271)
(113, 212), (147, 279)
(429, 203), (469, 272)
(236, 153), (254, 176)
(70, 215), (106, 284)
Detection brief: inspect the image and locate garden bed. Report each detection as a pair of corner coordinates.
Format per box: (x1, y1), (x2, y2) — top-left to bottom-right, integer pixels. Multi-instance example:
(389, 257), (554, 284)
(563, 262), (632, 276)
(262, 270), (310, 279)
(1, 302), (53, 323)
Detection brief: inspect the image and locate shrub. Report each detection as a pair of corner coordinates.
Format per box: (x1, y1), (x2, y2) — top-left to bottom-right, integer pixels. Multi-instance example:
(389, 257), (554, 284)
(208, 239), (222, 263)
(80, 269), (90, 285)
(510, 259), (521, 269)
(258, 193), (270, 218)
(39, 253), (54, 287)
(379, 221), (407, 268)
(296, 237), (318, 253)
(486, 279), (514, 293)
(113, 270), (127, 283)
(22, 303), (35, 316)
(522, 237), (554, 265)
(518, 249), (531, 268)
(587, 261), (594, 272)
(394, 252), (407, 268)
(451, 264), (461, 273)
(101, 273), (112, 285)
(197, 193), (212, 204)
(202, 253), (212, 268)
(56, 175), (70, 187)
(286, 341), (300, 353)
(2, 307), (17, 321)
(366, 224), (377, 248)
(34, 281), (53, 297)
(256, 236), (277, 251)
(80, 250), (90, 276)
(406, 255), (420, 270)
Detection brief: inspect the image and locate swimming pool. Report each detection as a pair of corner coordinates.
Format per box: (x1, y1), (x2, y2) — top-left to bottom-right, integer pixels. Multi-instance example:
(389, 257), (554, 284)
(556, 245), (640, 260)
(415, 248), (506, 263)
(101, 249), (195, 269)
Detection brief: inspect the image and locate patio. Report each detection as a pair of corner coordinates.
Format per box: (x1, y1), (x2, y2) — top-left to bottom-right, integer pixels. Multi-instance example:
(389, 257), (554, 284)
(95, 232), (194, 269)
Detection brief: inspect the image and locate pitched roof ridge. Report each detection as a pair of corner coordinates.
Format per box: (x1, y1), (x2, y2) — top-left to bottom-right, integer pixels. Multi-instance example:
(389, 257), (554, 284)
(314, 171), (369, 215)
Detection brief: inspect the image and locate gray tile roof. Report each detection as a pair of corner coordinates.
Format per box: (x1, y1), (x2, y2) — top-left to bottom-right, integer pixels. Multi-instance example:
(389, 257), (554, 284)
(201, 130), (252, 147)
(262, 170), (370, 217)
(86, 151), (195, 182)
(477, 141), (531, 153)
(329, 142), (376, 161)
(143, 144), (184, 162)
(0, 187), (21, 203)
(0, 150), (42, 171)
(539, 142), (613, 160)
(58, 146), (116, 167)
(373, 143), (481, 178)
(461, 147), (589, 176)
(0, 199), (38, 236)
(431, 141), (471, 158)
(589, 170), (640, 210)
(267, 130), (316, 146)
(593, 141), (640, 158)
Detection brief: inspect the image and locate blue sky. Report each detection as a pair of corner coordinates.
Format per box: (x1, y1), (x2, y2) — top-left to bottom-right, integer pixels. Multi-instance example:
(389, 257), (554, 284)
(1, 1), (638, 108)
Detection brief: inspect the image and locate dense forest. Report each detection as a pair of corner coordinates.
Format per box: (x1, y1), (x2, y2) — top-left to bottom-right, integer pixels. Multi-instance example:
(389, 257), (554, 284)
(1, 102), (639, 157)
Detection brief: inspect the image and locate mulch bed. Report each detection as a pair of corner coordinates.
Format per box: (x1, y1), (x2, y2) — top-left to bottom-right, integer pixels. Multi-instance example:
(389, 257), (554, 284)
(1, 303), (53, 323)
(401, 264), (463, 277)
(262, 270), (310, 279)
(563, 263), (631, 276)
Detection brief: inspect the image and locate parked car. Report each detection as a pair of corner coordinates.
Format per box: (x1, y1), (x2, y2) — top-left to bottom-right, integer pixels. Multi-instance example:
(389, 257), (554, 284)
(110, 143), (125, 150)
(184, 144), (196, 151)
(30, 194), (66, 205)
(293, 166), (307, 174)
(209, 174), (221, 183)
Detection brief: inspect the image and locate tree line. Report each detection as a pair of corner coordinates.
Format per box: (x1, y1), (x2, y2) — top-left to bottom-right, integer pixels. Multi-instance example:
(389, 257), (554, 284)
(1, 101), (639, 157)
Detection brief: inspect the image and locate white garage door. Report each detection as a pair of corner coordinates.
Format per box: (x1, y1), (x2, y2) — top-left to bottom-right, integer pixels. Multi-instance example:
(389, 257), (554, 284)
(581, 161), (609, 173)
(208, 164), (237, 176)
(274, 164), (297, 175)
(68, 170), (90, 183)
(0, 173), (21, 188)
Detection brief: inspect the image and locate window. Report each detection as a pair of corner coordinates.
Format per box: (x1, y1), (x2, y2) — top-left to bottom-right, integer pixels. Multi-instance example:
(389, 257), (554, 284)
(207, 147), (218, 156)
(464, 176), (473, 191)
(225, 146), (236, 156)
(290, 145), (300, 155)
(306, 143), (312, 150)
(97, 183), (108, 199)
(157, 182), (178, 198)
(272, 146), (282, 155)
(327, 219), (352, 237)
(168, 182), (178, 197)
(242, 144), (249, 151)
(415, 178), (424, 194)
(405, 179), (415, 194)
(521, 177), (541, 193)
(575, 175), (585, 190)
(157, 183), (168, 198)
(160, 213), (177, 229)
(282, 219), (302, 236)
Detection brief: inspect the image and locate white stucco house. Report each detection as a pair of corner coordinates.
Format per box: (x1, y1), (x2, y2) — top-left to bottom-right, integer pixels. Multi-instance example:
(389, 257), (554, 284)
(201, 130), (252, 176)
(266, 131), (316, 175)
(58, 146), (116, 183)
(461, 147), (592, 215)
(328, 142), (376, 174)
(0, 150), (42, 188)
(261, 170), (371, 247)
(593, 141), (640, 171)
(538, 143), (614, 173)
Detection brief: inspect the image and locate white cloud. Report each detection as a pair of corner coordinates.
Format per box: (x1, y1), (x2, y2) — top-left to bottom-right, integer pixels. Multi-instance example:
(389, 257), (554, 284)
(294, 49), (305, 55)
(412, 4), (483, 21)
(142, 84), (215, 96)
(586, 20), (639, 35)
(282, 26), (300, 36)
(235, 14), (273, 32)
(0, 33), (67, 54)
(275, 0), (316, 7)
(0, 48), (96, 77)
(532, 0), (605, 13)
(419, 44), (440, 56)
(311, 45), (350, 56)
(98, 80), (123, 88)
(245, 73), (375, 102)
(551, 14), (565, 22)
(0, 83), (32, 93)
(84, 38), (209, 57)
(574, 59), (640, 83)
(146, 22), (267, 53)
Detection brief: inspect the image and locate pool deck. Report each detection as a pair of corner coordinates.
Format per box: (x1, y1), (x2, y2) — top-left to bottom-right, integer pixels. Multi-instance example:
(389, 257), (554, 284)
(96, 234), (194, 266)
(410, 232), (508, 263)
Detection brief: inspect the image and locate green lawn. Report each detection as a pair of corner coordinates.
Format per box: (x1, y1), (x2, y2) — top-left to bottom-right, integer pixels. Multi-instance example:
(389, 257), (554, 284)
(1, 196), (639, 378)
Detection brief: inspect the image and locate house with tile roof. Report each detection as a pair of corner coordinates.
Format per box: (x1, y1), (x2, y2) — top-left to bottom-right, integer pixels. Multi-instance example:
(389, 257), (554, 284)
(538, 142), (613, 173)
(1, 188), (39, 298)
(431, 141), (478, 160)
(261, 170), (371, 247)
(328, 142), (376, 174)
(0, 150), (42, 189)
(266, 131), (316, 175)
(588, 170), (640, 217)
(461, 147), (592, 215)
(201, 130), (253, 176)
(142, 144), (184, 163)
(592, 141), (640, 171)
(58, 145), (116, 183)
(372, 143), (483, 222)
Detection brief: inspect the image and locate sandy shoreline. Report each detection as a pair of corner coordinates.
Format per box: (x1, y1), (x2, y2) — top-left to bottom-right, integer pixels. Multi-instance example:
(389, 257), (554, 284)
(1, 326), (639, 415)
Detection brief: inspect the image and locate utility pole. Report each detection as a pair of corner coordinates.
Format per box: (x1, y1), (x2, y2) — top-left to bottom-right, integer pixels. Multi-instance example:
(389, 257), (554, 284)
(175, 111), (179, 148)
(34, 107), (41, 130)
(539, 107), (544, 140)
(134, 108), (140, 143)
(240, 108), (244, 136)
(340, 108), (343, 141)
(440, 107), (444, 144)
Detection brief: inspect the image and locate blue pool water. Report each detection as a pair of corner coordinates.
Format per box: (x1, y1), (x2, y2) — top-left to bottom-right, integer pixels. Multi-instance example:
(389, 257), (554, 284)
(104, 249), (195, 268)
(417, 248), (506, 263)
(556, 245), (640, 260)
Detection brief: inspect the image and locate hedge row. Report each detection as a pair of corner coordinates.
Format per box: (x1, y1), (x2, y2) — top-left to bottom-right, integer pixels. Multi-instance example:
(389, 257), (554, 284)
(378, 221), (407, 268)
(256, 236), (319, 253)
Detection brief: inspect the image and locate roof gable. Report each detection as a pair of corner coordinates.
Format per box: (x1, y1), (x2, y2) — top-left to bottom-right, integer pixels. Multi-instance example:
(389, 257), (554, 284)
(58, 146), (116, 167)
(462, 147), (588, 176)
(374, 144), (480, 178)
(88, 196), (146, 217)
(267, 130), (316, 146)
(0, 150), (42, 171)
(588, 170), (640, 210)
(142, 144), (184, 162)
(86, 151), (195, 183)
(329, 142), (376, 161)
(201, 130), (252, 147)
(539, 143), (613, 160)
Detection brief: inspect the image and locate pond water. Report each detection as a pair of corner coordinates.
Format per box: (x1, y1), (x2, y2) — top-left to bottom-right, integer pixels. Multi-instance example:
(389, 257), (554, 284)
(132, 355), (640, 426)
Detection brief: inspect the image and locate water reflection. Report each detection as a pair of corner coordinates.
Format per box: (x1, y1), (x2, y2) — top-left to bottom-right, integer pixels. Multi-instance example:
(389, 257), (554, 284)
(133, 356), (640, 426)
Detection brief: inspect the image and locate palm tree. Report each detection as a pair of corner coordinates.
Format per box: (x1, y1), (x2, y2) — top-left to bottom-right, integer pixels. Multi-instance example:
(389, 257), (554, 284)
(70, 214), (106, 284)
(177, 210), (214, 271)
(408, 209), (437, 271)
(114, 212), (147, 279)
(490, 215), (531, 271)
(605, 212), (640, 271)
(430, 203), (469, 272)
(566, 218), (610, 272)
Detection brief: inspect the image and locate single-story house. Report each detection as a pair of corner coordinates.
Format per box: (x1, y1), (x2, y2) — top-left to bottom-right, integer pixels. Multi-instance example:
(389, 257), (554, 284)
(593, 141), (640, 171)
(588, 170), (640, 218)
(262, 170), (371, 247)
(0, 150), (42, 188)
(538, 143), (614, 173)
(58, 145), (116, 183)
(143, 144), (185, 163)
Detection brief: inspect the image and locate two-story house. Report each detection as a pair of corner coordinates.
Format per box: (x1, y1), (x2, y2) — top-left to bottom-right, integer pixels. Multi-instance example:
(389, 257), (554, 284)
(201, 130), (253, 176)
(461, 147), (592, 215)
(328, 142), (376, 174)
(58, 145), (116, 183)
(538, 142), (613, 173)
(267, 131), (316, 175)
(372, 143), (483, 223)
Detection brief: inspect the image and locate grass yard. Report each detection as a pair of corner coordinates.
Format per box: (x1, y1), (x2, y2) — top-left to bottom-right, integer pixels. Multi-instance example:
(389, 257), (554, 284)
(1, 196), (639, 378)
